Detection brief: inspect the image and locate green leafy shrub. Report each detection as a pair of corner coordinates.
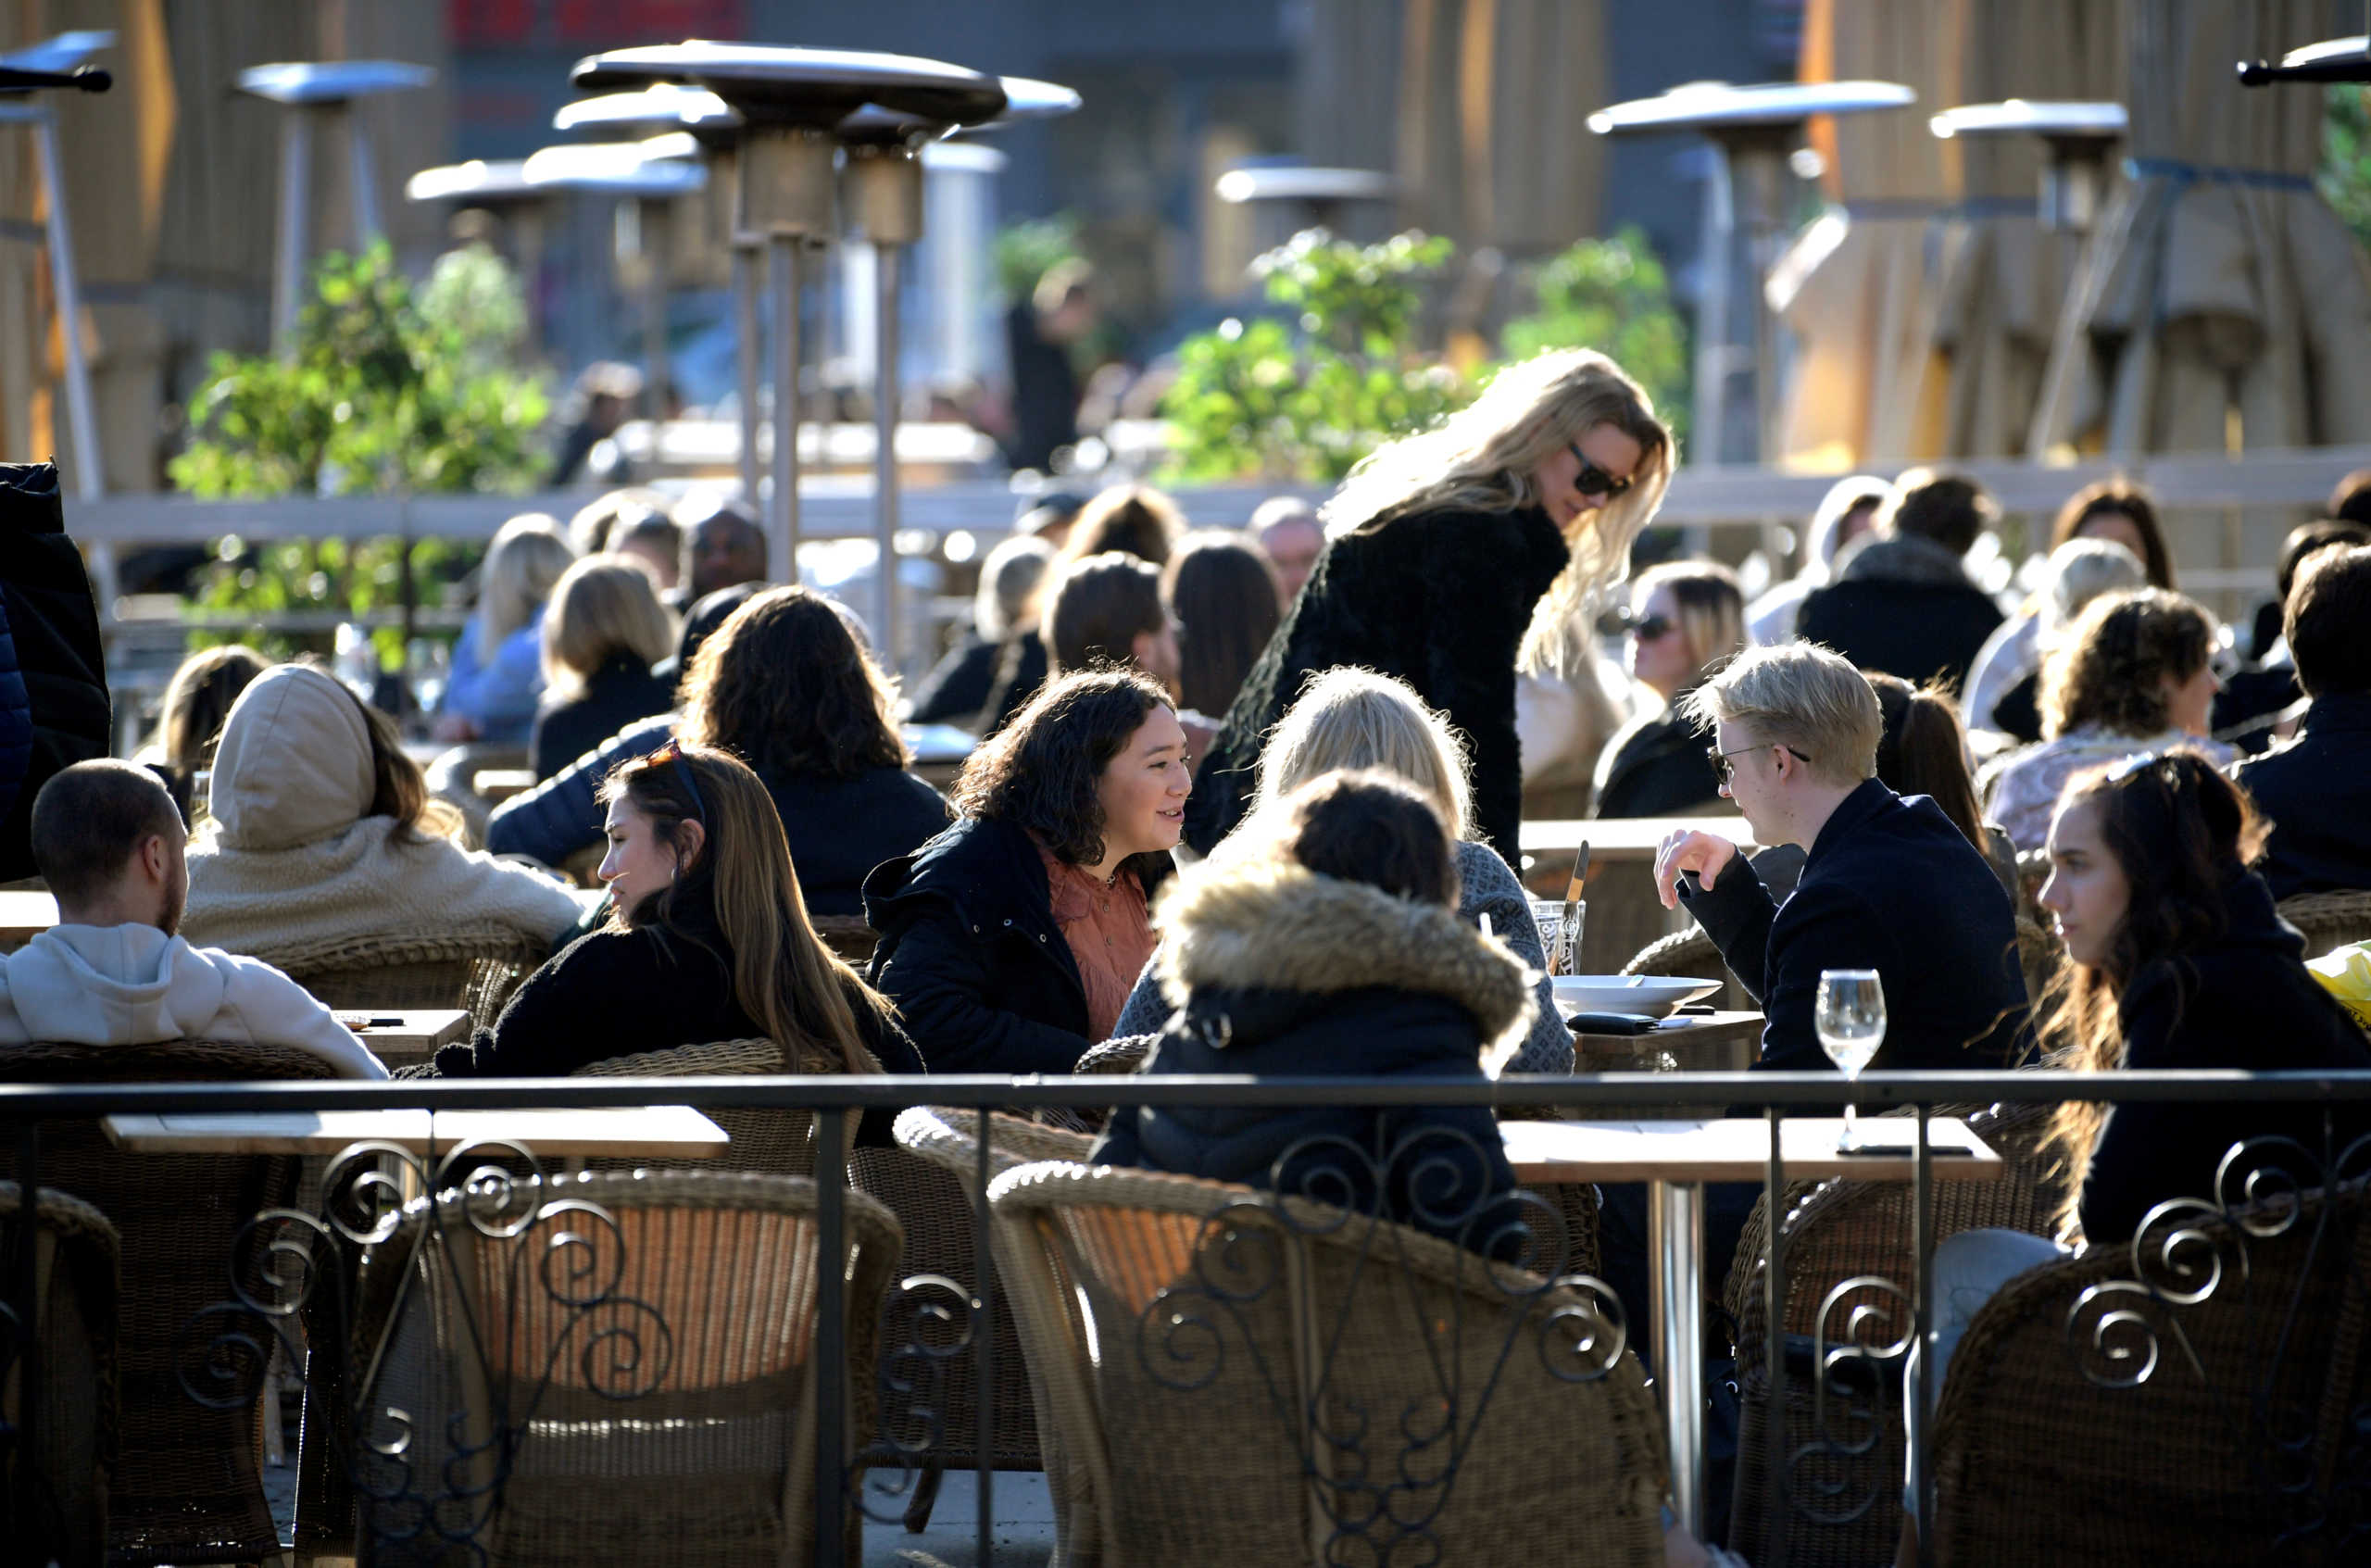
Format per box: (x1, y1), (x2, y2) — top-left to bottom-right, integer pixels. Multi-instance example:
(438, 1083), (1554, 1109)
(1499, 226), (1690, 445)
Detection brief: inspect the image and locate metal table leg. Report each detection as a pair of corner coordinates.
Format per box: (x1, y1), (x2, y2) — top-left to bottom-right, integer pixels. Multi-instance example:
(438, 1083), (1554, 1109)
(1650, 1177), (1707, 1536)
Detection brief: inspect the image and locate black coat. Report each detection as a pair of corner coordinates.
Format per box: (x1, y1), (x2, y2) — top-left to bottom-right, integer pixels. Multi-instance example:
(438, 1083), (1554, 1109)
(906, 633), (1003, 728)
(2231, 691), (2371, 901)
(429, 894), (925, 1143)
(1797, 534), (2004, 694)
(864, 815), (1174, 1074)
(530, 651), (674, 782)
(1090, 860), (1529, 1257)
(1004, 303), (1079, 473)
(1593, 709), (1725, 818)
(0, 461), (107, 881)
(1682, 779), (2029, 1074)
(2081, 873), (2371, 1244)
(1185, 502), (1571, 859)
(973, 630), (1048, 737)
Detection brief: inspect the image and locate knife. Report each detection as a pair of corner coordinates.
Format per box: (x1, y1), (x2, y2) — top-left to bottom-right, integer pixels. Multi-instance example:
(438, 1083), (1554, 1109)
(1558, 841), (1589, 975)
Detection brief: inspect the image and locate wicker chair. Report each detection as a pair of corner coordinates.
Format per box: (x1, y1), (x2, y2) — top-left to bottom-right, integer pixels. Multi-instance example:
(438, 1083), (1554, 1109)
(2013, 913), (2063, 1010)
(571, 1036), (852, 1177)
(0, 1183), (119, 1568)
(353, 1169), (902, 1567)
(2, 1037), (337, 1566)
(1619, 924), (1751, 1013)
(1074, 1037), (1150, 1076)
(810, 915), (879, 967)
(1722, 1101), (2069, 1567)
(989, 1160), (1668, 1567)
(266, 931), (553, 1029)
(2014, 844), (2050, 926)
(1926, 1183), (2371, 1563)
(2277, 888), (2371, 960)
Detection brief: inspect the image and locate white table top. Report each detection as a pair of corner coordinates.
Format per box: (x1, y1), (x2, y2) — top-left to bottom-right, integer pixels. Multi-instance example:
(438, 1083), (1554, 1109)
(0, 889), (58, 945)
(334, 1010), (471, 1064)
(103, 1104), (729, 1158)
(1501, 1116), (2000, 1185)
(1520, 817), (1755, 860)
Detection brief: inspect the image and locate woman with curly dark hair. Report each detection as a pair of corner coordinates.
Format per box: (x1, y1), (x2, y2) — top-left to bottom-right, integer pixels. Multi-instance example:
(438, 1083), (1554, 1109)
(1979, 587), (2233, 851)
(863, 669), (1186, 1073)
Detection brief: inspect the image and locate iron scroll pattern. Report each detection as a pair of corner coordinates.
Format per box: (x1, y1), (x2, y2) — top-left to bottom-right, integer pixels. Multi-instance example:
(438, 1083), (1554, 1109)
(175, 1141), (673, 1563)
(1125, 1119), (1626, 1566)
(2059, 1132), (2371, 1562)
(855, 1269), (978, 1524)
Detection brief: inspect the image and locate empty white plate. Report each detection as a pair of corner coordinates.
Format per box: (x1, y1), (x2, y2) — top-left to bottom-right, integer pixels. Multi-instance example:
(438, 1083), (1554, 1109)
(1549, 974), (1724, 1020)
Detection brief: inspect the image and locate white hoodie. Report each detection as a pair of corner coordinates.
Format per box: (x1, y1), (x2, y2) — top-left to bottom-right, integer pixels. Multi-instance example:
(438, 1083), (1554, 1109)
(0, 922), (390, 1079)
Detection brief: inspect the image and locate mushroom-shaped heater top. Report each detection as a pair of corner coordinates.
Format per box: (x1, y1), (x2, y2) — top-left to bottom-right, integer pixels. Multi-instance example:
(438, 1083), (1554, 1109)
(1588, 79), (1914, 136)
(569, 42), (1004, 129)
(556, 83), (734, 135)
(2239, 35), (2371, 86)
(0, 30), (112, 97)
(235, 60), (435, 105)
(521, 142), (708, 198)
(406, 159), (537, 205)
(1214, 164), (1394, 205)
(1929, 99), (2127, 143)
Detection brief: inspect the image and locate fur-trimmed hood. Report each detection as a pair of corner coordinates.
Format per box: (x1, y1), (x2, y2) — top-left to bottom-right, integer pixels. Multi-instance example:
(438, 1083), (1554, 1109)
(1154, 857), (1538, 1056)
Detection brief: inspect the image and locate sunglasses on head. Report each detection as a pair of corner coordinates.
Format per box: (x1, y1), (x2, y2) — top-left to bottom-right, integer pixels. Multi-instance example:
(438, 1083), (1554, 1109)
(643, 737), (707, 824)
(1569, 441), (1635, 501)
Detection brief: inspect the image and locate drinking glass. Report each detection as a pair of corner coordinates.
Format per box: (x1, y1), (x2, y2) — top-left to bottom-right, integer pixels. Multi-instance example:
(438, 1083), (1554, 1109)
(1525, 897), (1565, 972)
(1815, 969), (1887, 1149)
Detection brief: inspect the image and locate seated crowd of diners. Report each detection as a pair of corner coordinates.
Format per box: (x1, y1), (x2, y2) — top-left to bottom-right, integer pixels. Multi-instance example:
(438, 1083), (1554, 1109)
(14, 347), (2371, 1562)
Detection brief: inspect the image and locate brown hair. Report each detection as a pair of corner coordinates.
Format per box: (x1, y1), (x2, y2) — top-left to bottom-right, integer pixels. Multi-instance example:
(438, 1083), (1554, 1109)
(952, 669), (1174, 879)
(2039, 750), (2268, 1232)
(1161, 532), (1280, 716)
(1058, 483), (1186, 571)
(601, 743), (893, 1071)
(678, 586), (905, 782)
(2289, 544), (2371, 697)
(1045, 553), (1165, 676)
(1281, 769), (1458, 908)
(31, 760), (183, 905)
(2039, 588), (2214, 741)
(2327, 469), (2371, 529)
(2276, 518), (2371, 603)
(1879, 469), (1997, 557)
(2050, 480), (2175, 590)
(1867, 672), (1985, 849)
(353, 691), (465, 847)
(158, 645), (269, 775)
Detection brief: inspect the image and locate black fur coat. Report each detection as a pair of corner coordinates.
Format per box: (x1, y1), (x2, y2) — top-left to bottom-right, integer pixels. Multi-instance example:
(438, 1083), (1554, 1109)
(1184, 501), (1570, 858)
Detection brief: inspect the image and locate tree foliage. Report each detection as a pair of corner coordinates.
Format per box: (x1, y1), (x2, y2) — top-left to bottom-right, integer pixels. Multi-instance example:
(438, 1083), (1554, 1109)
(1499, 226), (1690, 446)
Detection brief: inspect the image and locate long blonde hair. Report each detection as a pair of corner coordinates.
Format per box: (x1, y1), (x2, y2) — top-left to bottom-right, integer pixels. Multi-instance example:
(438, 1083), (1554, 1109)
(1319, 348), (1674, 680)
(601, 743), (893, 1071)
(477, 513), (578, 646)
(540, 554), (680, 697)
(1256, 667), (1473, 841)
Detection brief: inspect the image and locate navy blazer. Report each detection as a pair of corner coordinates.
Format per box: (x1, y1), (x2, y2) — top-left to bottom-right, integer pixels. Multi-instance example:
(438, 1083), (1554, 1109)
(1682, 779), (2028, 1073)
(2229, 690), (2371, 902)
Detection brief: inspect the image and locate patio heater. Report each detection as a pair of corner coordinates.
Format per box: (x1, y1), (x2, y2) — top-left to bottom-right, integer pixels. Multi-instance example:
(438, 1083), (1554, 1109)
(835, 76), (1077, 670)
(2238, 30), (2371, 85)
(403, 159), (545, 356)
(520, 143), (707, 440)
(0, 30), (111, 504)
(1929, 101), (2129, 233)
(1589, 81), (1913, 466)
(235, 60), (435, 361)
(569, 46), (1009, 595)
(1212, 162), (1396, 252)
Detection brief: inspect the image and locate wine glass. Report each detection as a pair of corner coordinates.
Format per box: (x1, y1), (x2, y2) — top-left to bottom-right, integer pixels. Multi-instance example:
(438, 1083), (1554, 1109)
(1815, 970), (1887, 1150)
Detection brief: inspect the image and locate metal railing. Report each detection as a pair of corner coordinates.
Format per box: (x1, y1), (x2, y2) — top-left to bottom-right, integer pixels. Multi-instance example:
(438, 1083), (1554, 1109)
(1, 1065), (2365, 1565)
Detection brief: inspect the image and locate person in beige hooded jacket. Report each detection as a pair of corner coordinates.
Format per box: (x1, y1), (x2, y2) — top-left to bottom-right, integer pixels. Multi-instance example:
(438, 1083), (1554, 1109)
(181, 663), (586, 961)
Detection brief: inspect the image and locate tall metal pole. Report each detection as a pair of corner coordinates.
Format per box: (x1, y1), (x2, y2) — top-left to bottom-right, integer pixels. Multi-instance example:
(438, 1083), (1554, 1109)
(1735, 136), (1789, 467)
(636, 198), (671, 423)
(348, 115), (383, 245)
(31, 110), (100, 500)
(272, 109), (315, 359)
(733, 242), (760, 506)
(873, 240), (902, 664)
(769, 233), (801, 584)
(1691, 150), (1732, 467)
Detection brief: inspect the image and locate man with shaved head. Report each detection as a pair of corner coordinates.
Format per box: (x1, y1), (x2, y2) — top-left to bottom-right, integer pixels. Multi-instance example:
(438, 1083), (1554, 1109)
(0, 760), (384, 1075)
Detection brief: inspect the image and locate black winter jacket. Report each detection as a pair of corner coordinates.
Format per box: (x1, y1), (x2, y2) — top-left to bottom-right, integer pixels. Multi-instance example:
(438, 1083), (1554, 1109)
(2081, 873), (2371, 1243)
(974, 630), (1048, 737)
(1797, 533), (2004, 694)
(0, 462), (106, 880)
(864, 815), (1173, 1074)
(906, 633), (1003, 728)
(1593, 708), (1725, 819)
(1090, 859), (1528, 1256)
(2229, 691), (2371, 902)
(1185, 502), (1572, 859)
(430, 892), (926, 1143)
(530, 651), (674, 782)
(1681, 779), (2029, 1074)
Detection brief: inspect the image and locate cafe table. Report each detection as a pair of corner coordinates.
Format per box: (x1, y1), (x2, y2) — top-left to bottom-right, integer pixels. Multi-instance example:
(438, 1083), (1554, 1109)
(102, 1103), (729, 1160)
(1499, 1114), (2001, 1536)
(0, 887), (59, 948)
(1518, 817), (1756, 973)
(1571, 1010), (1763, 1074)
(332, 1009), (471, 1069)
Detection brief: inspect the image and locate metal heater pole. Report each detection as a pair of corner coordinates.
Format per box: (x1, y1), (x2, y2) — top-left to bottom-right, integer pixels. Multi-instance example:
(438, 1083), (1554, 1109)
(873, 241), (902, 667)
(769, 233), (801, 583)
(734, 242), (760, 506)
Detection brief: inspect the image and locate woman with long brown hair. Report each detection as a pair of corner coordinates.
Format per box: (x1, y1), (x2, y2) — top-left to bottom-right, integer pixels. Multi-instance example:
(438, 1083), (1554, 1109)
(1160, 532), (1281, 721)
(1186, 346), (1675, 858)
(431, 741), (923, 1131)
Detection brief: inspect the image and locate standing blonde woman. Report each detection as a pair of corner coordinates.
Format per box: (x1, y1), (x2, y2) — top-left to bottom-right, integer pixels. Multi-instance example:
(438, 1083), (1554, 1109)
(436, 513), (578, 745)
(1185, 347), (1675, 858)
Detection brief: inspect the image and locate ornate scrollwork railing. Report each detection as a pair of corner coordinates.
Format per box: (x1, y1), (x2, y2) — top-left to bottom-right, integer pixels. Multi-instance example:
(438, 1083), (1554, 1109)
(176, 1140), (673, 1562)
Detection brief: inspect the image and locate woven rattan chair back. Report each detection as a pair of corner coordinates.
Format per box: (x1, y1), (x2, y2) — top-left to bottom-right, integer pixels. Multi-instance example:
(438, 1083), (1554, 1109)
(1620, 924), (1748, 1011)
(270, 931), (552, 1029)
(1, 1037), (336, 1564)
(355, 1169), (901, 1568)
(2277, 889), (2371, 960)
(2013, 914), (2064, 1008)
(989, 1160), (1668, 1568)
(1928, 1182), (2371, 1563)
(1724, 1101), (2069, 1567)
(810, 916), (879, 968)
(571, 1037), (850, 1177)
(0, 1183), (119, 1567)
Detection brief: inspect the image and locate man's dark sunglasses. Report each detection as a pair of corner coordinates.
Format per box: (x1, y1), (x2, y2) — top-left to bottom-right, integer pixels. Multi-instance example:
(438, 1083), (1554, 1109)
(1570, 442), (1636, 500)
(1706, 742), (1813, 786)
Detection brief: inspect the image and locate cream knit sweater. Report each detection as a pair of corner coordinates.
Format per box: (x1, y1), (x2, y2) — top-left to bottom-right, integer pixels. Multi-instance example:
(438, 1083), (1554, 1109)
(181, 663), (586, 960)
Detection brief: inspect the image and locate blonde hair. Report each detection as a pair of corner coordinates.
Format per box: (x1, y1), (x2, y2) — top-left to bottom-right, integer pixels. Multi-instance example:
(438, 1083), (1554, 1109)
(478, 513), (578, 646)
(1634, 560), (1746, 684)
(540, 554), (680, 697)
(158, 644), (269, 774)
(1678, 643), (1880, 787)
(1255, 667), (1473, 841)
